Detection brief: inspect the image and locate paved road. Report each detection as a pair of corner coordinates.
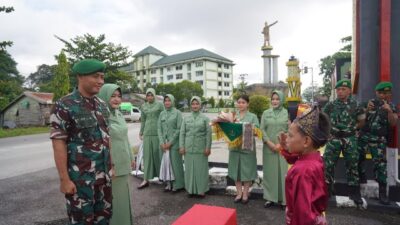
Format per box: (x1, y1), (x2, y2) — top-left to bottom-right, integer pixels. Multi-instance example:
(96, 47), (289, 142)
(0, 113), (217, 180)
(0, 122), (141, 180)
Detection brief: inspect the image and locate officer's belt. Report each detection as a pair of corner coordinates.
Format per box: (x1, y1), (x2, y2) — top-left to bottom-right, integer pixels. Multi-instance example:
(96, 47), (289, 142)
(332, 131), (355, 138)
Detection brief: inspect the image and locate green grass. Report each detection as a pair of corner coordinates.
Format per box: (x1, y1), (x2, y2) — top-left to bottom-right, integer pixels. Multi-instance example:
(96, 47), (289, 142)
(0, 126), (50, 138)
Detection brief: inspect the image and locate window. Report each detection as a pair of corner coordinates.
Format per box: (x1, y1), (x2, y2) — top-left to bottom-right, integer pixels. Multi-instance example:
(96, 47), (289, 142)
(176, 73), (183, 79)
(224, 73), (230, 78)
(133, 108), (140, 113)
(143, 70), (146, 75)
(187, 73), (191, 80)
(187, 63), (191, 71)
(218, 63), (222, 68)
(196, 80), (203, 86)
(160, 68), (164, 75)
(218, 91), (222, 96)
(151, 77), (157, 83)
(136, 72), (140, 76)
(167, 67), (171, 71)
(224, 82), (230, 87)
(160, 77), (164, 83)
(224, 91), (230, 96)
(195, 61), (203, 67)
(196, 71), (203, 76)
(218, 81), (222, 86)
(167, 75), (173, 80)
(143, 79), (146, 83)
(151, 69), (157, 74)
(176, 65), (182, 70)
(224, 64), (230, 69)
(218, 72), (222, 77)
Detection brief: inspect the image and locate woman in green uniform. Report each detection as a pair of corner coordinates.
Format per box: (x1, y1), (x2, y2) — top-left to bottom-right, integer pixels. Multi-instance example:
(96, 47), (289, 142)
(98, 84), (134, 225)
(157, 94), (185, 192)
(260, 90), (289, 208)
(138, 88), (164, 189)
(228, 95), (259, 204)
(179, 96), (212, 197)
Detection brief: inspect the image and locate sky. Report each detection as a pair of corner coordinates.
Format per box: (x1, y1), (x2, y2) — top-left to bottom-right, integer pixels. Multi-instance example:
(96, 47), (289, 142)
(0, 0), (353, 89)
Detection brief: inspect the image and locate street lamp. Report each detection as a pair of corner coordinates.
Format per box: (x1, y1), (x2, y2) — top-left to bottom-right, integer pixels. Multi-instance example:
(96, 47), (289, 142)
(302, 66), (314, 103)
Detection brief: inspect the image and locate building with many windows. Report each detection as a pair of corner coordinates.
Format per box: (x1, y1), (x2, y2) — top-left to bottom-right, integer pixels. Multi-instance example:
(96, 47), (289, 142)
(125, 46), (234, 99)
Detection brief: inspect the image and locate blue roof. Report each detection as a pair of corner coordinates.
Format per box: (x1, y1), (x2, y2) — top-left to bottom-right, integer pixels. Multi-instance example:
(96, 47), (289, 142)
(151, 48), (233, 66)
(133, 46), (167, 57)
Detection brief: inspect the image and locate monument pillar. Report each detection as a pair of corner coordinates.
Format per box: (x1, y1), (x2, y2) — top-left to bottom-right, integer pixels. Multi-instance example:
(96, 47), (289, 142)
(261, 20), (280, 84)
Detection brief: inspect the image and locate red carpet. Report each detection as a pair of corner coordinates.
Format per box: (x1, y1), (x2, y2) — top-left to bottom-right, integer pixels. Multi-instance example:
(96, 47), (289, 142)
(173, 204), (237, 225)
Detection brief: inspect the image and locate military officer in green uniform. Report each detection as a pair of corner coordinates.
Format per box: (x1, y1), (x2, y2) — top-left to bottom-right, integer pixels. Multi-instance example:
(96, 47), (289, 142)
(358, 82), (398, 205)
(50, 59), (113, 225)
(138, 88), (164, 189)
(323, 79), (366, 206)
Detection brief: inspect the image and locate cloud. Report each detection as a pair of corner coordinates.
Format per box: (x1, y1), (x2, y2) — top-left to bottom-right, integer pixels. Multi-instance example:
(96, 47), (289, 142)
(1, 0), (352, 91)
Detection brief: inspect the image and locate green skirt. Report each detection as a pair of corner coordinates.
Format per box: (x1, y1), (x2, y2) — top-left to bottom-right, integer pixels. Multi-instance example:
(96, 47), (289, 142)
(143, 135), (161, 180)
(262, 146), (288, 204)
(110, 175), (133, 225)
(228, 150), (257, 182)
(170, 146), (185, 190)
(184, 153), (209, 194)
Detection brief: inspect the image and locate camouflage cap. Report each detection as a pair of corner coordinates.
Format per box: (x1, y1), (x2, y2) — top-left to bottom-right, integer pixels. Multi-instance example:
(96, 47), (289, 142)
(72, 59), (106, 76)
(375, 81), (392, 91)
(335, 79), (352, 89)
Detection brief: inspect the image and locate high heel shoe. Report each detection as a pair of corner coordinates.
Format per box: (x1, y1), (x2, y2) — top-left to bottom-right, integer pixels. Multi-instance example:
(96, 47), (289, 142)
(234, 195), (242, 203)
(264, 201), (274, 208)
(137, 182), (149, 190)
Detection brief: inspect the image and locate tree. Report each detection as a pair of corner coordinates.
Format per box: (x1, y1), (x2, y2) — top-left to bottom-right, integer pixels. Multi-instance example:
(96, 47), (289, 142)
(319, 36), (351, 99)
(175, 80), (203, 106)
(0, 49), (23, 110)
(208, 96), (216, 108)
(156, 83), (176, 96)
(25, 64), (56, 91)
(217, 98), (225, 108)
(55, 33), (133, 88)
(302, 86), (323, 103)
(52, 51), (70, 102)
(0, 6), (14, 50)
(249, 95), (269, 119)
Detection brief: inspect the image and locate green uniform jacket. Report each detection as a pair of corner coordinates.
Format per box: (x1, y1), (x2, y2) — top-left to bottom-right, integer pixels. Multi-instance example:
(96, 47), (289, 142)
(179, 112), (212, 153)
(260, 90), (289, 203)
(140, 100), (164, 136)
(98, 84), (134, 176)
(228, 111), (259, 182)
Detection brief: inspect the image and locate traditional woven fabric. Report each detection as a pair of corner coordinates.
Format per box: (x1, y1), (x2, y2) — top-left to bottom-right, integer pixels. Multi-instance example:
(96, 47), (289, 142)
(213, 122), (262, 149)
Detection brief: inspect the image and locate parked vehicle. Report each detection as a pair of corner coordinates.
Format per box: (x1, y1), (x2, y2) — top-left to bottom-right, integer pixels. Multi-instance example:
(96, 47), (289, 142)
(120, 102), (141, 122)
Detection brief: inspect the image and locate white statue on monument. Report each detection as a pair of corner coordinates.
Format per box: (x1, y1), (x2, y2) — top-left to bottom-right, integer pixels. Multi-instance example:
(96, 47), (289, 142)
(262, 20), (278, 47)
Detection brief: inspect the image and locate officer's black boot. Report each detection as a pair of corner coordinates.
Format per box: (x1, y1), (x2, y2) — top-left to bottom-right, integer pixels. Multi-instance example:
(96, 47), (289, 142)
(378, 183), (390, 205)
(348, 185), (363, 206)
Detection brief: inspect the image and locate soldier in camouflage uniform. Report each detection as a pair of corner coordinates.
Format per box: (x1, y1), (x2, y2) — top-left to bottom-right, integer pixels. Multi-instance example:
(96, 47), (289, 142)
(358, 82), (398, 205)
(50, 59), (113, 225)
(323, 79), (366, 206)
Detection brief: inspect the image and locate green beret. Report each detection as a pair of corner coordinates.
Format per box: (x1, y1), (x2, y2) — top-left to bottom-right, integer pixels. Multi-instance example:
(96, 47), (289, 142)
(375, 81), (392, 91)
(335, 79), (352, 89)
(72, 59), (106, 76)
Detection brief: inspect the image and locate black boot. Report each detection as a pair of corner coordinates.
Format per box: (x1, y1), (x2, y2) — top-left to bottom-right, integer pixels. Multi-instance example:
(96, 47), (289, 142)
(378, 183), (390, 205)
(348, 185), (363, 206)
